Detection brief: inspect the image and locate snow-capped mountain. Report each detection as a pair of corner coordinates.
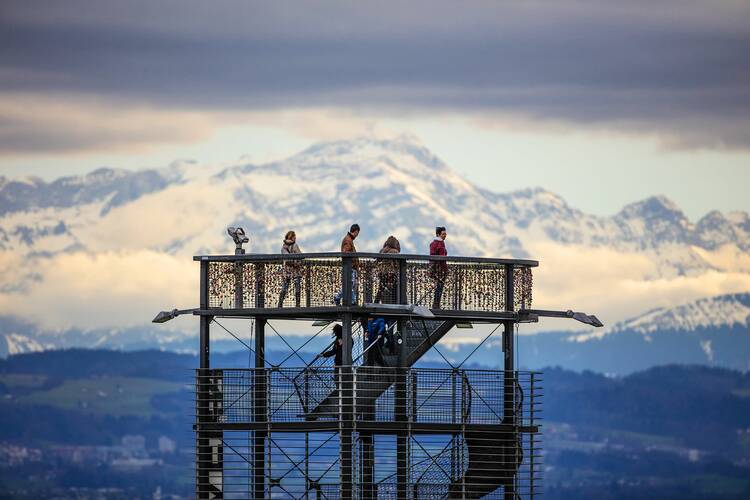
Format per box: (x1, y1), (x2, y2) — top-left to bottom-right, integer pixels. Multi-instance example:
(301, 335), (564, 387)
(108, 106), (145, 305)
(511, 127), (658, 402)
(513, 293), (750, 374)
(405, 292), (750, 374)
(0, 332), (47, 358)
(0, 135), (749, 357)
(2, 137), (748, 269)
(609, 292), (750, 335)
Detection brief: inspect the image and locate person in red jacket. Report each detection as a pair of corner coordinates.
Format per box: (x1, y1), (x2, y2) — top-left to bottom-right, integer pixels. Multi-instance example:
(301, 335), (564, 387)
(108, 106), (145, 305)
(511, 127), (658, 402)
(430, 226), (448, 309)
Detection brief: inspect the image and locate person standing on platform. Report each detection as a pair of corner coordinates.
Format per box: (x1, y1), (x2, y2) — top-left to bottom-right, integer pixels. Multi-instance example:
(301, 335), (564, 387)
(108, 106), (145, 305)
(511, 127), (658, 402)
(278, 230), (302, 307)
(430, 226), (448, 309)
(374, 235), (400, 304)
(334, 224), (360, 305)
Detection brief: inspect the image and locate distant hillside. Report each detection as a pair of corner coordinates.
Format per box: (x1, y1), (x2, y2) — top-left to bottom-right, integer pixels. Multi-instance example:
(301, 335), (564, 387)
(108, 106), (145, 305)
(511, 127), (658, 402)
(1, 349), (749, 499)
(1, 349), (748, 455)
(2, 292), (749, 377)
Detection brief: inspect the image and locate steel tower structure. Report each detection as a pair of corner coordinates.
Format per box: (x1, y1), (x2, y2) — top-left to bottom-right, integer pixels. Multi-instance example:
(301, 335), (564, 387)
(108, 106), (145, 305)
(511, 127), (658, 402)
(159, 248), (601, 499)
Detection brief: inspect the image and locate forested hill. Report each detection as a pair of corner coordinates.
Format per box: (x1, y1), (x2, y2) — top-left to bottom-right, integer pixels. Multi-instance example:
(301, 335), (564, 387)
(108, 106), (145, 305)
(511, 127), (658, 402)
(1, 349), (749, 498)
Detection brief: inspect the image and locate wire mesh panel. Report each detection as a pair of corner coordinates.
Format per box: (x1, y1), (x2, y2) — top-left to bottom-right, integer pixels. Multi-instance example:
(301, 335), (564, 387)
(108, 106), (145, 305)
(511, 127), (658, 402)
(207, 257), (344, 309)
(200, 430), (541, 499)
(202, 253), (534, 313)
(406, 259), (505, 312)
(196, 368), (541, 426)
(195, 368), (542, 499)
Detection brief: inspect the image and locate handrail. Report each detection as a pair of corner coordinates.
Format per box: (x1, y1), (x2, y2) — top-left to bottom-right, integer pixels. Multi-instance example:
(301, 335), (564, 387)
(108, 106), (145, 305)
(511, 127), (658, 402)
(352, 321), (398, 364)
(195, 251), (539, 267)
(462, 372), (472, 422)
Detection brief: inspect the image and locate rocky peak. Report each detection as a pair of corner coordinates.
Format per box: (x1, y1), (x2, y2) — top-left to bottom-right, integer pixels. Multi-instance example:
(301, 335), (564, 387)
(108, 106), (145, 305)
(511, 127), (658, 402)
(614, 195), (691, 244)
(618, 195), (687, 223)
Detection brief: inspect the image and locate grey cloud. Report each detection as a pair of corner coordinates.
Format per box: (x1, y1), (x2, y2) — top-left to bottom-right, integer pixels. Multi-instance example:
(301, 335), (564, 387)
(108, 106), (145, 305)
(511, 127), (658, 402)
(1, 0), (749, 150)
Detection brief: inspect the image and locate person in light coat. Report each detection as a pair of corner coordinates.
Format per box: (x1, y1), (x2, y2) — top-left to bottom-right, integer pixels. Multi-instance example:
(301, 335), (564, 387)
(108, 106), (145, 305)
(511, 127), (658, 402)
(374, 235), (401, 304)
(278, 230), (302, 307)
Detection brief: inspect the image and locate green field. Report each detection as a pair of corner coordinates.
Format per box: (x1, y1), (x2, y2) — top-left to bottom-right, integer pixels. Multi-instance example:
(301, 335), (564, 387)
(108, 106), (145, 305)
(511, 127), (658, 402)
(0, 373), (48, 388)
(13, 376), (186, 417)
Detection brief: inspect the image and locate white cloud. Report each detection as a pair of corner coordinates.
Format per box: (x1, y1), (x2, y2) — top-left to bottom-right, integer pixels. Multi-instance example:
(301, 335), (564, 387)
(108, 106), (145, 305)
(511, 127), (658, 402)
(0, 250), (197, 330)
(522, 241), (750, 333)
(0, 93), (233, 155)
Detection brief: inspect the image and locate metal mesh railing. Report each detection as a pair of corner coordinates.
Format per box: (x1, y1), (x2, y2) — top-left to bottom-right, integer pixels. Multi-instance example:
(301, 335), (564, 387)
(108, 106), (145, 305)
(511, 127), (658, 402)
(195, 367), (542, 428)
(199, 428), (542, 499)
(207, 256), (344, 309)
(202, 253), (534, 313)
(196, 367), (541, 498)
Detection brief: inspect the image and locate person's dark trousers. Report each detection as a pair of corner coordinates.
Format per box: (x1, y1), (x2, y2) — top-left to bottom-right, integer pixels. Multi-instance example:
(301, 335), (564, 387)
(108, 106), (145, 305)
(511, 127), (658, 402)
(367, 341), (386, 367)
(384, 328), (395, 354)
(432, 278), (445, 309)
(278, 276), (301, 307)
(364, 276), (373, 304)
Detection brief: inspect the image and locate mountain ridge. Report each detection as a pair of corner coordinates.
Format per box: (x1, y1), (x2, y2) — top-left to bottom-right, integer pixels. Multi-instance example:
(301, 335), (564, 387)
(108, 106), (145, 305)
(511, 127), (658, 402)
(2, 137), (748, 258)
(1, 136), (749, 355)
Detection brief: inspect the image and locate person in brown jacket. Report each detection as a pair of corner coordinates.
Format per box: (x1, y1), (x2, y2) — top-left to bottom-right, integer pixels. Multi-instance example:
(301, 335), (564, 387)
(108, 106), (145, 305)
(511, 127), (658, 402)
(340, 224), (359, 253)
(375, 235), (400, 304)
(334, 224), (360, 305)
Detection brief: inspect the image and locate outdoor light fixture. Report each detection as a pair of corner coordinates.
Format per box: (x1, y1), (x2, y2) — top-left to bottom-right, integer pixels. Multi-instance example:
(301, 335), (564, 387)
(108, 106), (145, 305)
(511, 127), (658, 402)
(152, 308), (197, 324)
(410, 305), (435, 318)
(363, 303), (436, 318)
(520, 308), (604, 328)
(227, 226), (250, 255)
(311, 320), (332, 327)
(455, 321), (473, 329)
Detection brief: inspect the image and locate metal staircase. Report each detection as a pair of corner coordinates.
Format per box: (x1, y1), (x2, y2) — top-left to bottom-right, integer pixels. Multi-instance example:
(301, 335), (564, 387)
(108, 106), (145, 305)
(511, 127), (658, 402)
(305, 319), (455, 419)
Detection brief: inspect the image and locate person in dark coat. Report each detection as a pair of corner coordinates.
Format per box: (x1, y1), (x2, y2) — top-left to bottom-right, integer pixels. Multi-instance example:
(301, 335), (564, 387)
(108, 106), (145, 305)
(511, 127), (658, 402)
(365, 317), (388, 366)
(334, 224), (360, 305)
(320, 324), (343, 366)
(278, 230), (302, 307)
(374, 235), (400, 304)
(430, 226), (448, 309)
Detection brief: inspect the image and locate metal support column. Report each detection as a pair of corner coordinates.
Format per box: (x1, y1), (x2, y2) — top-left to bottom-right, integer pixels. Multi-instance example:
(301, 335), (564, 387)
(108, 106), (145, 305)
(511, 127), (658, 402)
(359, 427), (375, 500)
(253, 318), (266, 499)
(396, 258), (409, 500)
(197, 260), (223, 498)
(503, 264), (516, 500)
(340, 292), (354, 500)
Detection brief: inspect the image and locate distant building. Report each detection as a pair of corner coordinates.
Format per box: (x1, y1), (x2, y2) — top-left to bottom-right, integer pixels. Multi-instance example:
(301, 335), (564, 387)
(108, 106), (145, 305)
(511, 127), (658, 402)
(121, 435), (146, 452)
(111, 457), (162, 471)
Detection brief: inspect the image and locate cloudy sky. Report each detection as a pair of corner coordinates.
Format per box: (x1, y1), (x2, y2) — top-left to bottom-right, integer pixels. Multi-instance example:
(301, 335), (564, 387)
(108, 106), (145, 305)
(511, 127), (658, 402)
(2, 0), (750, 340)
(1, 0), (749, 218)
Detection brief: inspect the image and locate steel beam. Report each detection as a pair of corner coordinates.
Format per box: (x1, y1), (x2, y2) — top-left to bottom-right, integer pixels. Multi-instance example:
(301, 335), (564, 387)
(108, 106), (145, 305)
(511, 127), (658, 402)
(253, 318), (266, 499)
(503, 264), (516, 500)
(340, 313), (354, 500)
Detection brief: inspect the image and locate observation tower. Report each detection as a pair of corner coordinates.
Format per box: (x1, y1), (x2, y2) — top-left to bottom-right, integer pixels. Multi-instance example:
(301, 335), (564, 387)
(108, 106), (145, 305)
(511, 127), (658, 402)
(155, 232), (602, 499)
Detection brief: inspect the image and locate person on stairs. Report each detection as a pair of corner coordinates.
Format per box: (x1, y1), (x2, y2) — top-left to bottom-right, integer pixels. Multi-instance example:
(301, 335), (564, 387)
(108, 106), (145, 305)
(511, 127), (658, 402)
(319, 324), (343, 367)
(365, 316), (387, 367)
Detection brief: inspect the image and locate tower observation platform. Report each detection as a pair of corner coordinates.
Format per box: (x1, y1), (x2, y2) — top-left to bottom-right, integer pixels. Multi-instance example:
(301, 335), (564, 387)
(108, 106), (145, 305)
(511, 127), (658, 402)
(163, 250), (602, 499)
